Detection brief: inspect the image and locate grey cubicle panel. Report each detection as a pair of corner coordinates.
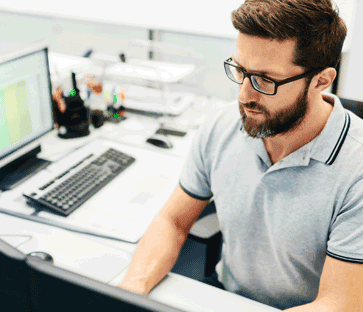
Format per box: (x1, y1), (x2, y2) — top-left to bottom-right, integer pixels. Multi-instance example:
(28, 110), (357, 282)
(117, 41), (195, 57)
(172, 200), (222, 280)
(26, 256), (186, 312)
(0, 238), (32, 311)
(340, 97), (363, 120)
(0, 237), (185, 312)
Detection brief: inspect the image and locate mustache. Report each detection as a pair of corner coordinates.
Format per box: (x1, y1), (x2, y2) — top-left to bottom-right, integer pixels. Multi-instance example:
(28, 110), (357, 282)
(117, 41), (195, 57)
(239, 101), (264, 112)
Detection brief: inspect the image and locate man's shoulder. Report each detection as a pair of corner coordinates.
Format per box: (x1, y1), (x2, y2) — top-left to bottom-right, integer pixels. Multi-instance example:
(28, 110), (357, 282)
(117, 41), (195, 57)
(339, 111), (363, 175)
(203, 100), (240, 133)
(193, 100), (241, 155)
(346, 110), (363, 146)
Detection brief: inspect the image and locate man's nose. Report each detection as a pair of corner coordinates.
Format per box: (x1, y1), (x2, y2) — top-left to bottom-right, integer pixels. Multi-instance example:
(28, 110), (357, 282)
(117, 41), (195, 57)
(238, 76), (260, 104)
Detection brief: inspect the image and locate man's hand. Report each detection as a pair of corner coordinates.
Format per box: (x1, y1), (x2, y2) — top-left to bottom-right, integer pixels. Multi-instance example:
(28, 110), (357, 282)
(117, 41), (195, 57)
(115, 185), (209, 298)
(118, 281), (149, 295)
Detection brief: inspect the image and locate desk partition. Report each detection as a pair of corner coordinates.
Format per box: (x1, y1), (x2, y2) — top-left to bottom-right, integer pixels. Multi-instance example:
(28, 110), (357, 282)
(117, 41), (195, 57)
(27, 256), (185, 312)
(0, 238), (185, 312)
(0, 238), (31, 311)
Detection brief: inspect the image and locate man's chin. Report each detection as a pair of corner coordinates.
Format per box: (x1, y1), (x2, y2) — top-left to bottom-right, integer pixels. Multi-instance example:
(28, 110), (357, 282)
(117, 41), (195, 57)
(241, 118), (276, 138)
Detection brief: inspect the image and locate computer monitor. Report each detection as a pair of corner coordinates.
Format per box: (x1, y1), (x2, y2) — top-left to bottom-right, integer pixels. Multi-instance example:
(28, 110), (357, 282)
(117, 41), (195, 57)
(0, 238), (32, 311)
(26, 256), (185, 312)
(0, 40), (54, 190)
(0, 237), (185, 312)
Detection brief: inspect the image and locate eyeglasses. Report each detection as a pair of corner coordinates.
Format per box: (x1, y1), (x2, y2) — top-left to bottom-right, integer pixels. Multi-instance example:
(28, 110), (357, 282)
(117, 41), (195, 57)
(224, 58), (323, 95)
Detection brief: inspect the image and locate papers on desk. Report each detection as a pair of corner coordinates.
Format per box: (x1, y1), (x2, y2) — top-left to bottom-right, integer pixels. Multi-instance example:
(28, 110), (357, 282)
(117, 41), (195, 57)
(0, 139), (185, 244)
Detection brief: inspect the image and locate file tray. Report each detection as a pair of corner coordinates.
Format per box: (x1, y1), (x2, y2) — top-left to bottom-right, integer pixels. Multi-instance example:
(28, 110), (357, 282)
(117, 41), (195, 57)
(49, 53), (91, 77)
(106, 59), (195, 83)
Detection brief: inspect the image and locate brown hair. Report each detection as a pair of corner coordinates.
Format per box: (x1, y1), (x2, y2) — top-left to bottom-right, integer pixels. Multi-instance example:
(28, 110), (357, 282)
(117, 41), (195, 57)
(231, 0), (347, 73)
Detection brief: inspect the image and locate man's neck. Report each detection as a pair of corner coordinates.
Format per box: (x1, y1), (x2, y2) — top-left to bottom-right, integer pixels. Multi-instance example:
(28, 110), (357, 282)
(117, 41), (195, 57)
(263, 95), (334, 165)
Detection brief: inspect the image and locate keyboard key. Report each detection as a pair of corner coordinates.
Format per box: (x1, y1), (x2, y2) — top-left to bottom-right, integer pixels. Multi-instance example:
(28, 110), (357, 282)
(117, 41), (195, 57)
(24, 148), (135, 216)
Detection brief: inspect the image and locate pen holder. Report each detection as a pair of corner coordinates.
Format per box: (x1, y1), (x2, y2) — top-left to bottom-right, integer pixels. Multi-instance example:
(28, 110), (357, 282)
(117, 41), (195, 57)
(106, 104), (126, 124)
(53, 93), (90, 139)
(90, 109), (105, 128)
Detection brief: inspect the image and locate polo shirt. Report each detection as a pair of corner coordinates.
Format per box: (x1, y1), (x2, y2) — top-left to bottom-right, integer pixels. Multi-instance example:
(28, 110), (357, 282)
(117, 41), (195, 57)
(179, 93), (363, 310)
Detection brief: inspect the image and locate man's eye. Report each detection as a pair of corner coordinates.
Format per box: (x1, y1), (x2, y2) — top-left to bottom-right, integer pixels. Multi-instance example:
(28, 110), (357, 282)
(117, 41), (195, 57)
(258, 76), (273, 83)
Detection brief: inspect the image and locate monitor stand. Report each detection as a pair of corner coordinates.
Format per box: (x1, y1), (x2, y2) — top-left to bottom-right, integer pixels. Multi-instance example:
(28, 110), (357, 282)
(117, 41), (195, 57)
(0, 146), (51, 191)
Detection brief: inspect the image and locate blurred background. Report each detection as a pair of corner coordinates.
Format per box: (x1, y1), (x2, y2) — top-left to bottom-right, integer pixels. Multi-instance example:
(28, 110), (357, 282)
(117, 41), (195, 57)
(0, 0), (361, 102)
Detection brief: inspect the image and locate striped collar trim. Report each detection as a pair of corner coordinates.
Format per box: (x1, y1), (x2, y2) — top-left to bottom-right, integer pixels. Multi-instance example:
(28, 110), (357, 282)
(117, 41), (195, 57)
(238, 94), (350, 166)
(325, 111), (351, 165)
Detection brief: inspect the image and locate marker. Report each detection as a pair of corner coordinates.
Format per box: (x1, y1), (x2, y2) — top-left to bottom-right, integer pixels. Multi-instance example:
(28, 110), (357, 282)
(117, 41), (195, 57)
(69, 89), (76, 96)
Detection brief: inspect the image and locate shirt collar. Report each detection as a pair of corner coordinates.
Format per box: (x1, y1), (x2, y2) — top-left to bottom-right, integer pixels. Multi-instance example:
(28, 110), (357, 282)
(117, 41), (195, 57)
(240, 93), (351, 167)
(309, 93), (350, 165)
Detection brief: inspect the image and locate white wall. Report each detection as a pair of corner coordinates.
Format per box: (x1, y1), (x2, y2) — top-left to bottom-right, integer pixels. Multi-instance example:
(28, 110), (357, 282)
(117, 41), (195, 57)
(338, 0), (363, 101)
(0, 0), (241, 39)
(0, 0), (361, 101)
(0, 9), (238, 101)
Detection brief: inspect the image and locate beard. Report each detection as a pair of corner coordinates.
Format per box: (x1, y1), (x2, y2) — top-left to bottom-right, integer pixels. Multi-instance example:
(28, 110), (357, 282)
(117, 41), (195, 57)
(239, 85), (309, 139)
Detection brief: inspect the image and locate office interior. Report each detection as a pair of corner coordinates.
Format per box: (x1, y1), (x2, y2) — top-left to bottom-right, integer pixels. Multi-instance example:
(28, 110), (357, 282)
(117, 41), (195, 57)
(0, 1), (362, 311)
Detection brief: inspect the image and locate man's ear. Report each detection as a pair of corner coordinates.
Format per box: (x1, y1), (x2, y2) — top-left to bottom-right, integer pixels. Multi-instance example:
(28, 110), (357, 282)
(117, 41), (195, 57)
(312, 67), (336, 92)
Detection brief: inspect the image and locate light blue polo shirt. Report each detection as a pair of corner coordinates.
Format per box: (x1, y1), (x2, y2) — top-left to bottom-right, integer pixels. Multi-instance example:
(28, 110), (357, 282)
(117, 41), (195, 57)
(179, 93), (363, 310)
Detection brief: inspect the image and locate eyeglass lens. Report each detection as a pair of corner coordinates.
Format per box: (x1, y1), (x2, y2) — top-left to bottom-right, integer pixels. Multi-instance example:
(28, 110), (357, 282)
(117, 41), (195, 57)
(225, 63), (275, 94)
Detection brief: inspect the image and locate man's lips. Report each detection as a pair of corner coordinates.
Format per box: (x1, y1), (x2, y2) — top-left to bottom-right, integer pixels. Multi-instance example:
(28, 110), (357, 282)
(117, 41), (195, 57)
(245, 108), (263, 114)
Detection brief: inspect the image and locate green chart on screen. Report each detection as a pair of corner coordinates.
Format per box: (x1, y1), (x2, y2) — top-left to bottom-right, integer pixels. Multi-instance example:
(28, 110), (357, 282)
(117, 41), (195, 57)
(0, 80), (32, 150)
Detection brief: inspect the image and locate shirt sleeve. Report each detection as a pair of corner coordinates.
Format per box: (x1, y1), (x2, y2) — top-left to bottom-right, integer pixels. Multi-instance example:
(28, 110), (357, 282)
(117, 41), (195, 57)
(327, 177), (363, 263)
(178, 111), (216, 201)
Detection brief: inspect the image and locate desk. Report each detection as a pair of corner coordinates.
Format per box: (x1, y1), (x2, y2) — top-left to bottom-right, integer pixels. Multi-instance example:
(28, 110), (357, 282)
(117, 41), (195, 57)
(0, 213), (280, 312)
(0, 108), (280, 311)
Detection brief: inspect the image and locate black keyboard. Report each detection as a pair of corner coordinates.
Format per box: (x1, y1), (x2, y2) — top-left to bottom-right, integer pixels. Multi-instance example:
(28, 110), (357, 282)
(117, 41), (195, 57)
(24, 148), (135, 216)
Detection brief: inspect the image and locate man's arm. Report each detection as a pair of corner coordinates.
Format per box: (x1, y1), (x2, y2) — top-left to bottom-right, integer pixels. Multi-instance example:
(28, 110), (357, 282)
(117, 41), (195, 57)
(119, 184), (209, 295)
(284, 255), (363, 311)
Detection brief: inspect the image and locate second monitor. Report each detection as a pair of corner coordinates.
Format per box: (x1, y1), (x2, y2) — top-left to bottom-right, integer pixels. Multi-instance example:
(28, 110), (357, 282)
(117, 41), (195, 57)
(0, 238), (185, 312)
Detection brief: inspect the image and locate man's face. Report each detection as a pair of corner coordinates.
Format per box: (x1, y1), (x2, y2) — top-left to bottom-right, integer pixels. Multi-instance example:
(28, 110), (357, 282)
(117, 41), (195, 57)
(239, 84), (309, 138)
(235, 33), (311, 139)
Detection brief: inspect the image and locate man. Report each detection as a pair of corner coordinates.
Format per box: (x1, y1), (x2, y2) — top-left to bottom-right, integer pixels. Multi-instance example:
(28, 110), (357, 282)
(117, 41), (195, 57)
(120, 1), (363, 310)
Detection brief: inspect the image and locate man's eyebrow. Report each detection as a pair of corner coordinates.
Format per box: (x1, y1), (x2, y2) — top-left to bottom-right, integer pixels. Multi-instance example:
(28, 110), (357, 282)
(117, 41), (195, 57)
(231, 57), (283, 78)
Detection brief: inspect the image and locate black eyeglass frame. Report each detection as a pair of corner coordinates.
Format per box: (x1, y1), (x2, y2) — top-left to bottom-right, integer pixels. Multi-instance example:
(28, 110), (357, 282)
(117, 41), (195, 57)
(224, 57), (324, 95)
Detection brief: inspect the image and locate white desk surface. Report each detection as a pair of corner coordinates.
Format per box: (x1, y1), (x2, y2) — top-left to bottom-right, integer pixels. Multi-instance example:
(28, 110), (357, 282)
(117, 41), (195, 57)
(0, 213), (280, 312)
(0, 106), (280, 311)
(0, 0), (357, 52)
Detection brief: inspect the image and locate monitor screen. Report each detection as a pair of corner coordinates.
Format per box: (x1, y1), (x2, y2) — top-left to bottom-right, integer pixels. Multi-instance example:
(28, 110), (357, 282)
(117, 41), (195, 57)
(0, 41), (54, 169)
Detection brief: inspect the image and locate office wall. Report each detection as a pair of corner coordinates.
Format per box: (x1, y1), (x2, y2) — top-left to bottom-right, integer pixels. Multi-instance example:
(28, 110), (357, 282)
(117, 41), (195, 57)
(0, 0), (360, 102)
(0, 10), (238, 101)
(337, 0), (363, 102)
(0, 1), (242, 39)
(0, 11), (147, 57)
(159, 31), (237, 100)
